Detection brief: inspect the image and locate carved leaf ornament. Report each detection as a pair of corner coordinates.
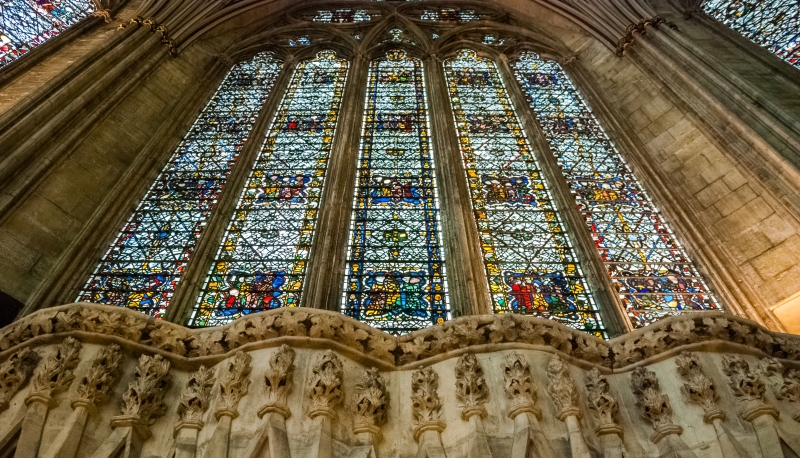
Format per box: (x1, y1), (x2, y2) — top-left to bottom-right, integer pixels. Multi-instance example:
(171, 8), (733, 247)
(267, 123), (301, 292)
(503, 351), (539, 418)
(0, 348), (40, 411)
(455, 353), (488, 418)
(120, 354), (171, 425)
(262, 344), (295, 416)
(354, 367), (388, 432)
(178, 366), (215, 424)
(307, 350), (344, 419)
(585, 367), (619, 429)
(74, 344), (123, 409)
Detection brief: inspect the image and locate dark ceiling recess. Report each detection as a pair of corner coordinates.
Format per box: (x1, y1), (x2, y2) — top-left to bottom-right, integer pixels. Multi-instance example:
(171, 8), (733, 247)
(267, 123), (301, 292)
(0, 291), (23, 328)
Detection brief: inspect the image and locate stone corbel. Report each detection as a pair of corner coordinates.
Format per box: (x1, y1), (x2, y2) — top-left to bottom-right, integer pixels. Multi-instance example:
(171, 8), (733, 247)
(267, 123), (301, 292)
(630, 367), (696, 458)
(721, 355), (787, 458)
(455, 354), (493, 458)
(411, 366), (447, 458)
(17, 337), (82, 458)
(546, 356), (591, 458)
(89, 354), (171, 458)
(40, 345), (124, 458)
(246, 345), (295, 458)
(174, 366), (215, 458)
(202, 351), (252, 458)
(0, 348), (39, 454)
(584, 368), (626, 458)
(674, 352), (745, 458)
(350, 368), (388, 458)
(307, 350), (344, 458)
(503, 352), (556, 458)
(91, 0), (112, 22)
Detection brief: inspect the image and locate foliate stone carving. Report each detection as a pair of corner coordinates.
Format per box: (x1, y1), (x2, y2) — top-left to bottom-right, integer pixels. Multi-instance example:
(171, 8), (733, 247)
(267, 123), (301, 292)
(29, 337), (82, 403)
(503, 352), (540, 419)
(630, 367), (682, 443)
(307, 350), (343, 419)
(118, 354), (171, 426)
(259, 345), (295, 418)
(73, 344), (123, 410)
(177, 366), (215, 426)
(353, 368), (388, 435)
(675, 352), (723, 423)
(584, 368), (621, 435)
(0, 348), (40, 412)
(721, 354), (778, 421)
(759, 357), (800, 421)
(455, 353), (488, 420)
(216, 351), (252, 419)
(546, 355), (579, 420)
(411, 366), (445, 441)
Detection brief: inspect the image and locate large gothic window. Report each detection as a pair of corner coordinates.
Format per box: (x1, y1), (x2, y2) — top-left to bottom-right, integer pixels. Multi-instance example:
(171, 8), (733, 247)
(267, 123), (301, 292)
(0, 0), (95, 69)
(512, 52), (720, 328)
(192, 51), (349, 327)
(443, 50), (605, 337)
(342, 49), (449, 335)
(702, 0), (799, 69)
(78, 53), (283, 318)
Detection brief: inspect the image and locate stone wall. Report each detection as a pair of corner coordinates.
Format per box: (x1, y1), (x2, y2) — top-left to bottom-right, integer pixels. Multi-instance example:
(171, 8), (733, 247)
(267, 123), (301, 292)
(0, 304), (799, 458)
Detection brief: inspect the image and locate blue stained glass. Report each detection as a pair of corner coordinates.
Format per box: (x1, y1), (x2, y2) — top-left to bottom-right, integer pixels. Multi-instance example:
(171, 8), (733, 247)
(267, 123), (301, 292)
(343, 49), (449, 335)
(703, 0), (800, 69)
(513, 51), (720, 329)
(1, 0), (95, 68)
(444, 49), (605, 338)
(78, 53), (283, 318)
(192, 50), (349, 327)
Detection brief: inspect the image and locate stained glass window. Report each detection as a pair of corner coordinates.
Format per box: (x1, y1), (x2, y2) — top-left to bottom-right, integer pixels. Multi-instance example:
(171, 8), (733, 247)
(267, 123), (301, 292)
(443, 50), (604, 337)
(513, 51), (720, 329)
(420, 8), (479, 22)
(78, 53), (283, 318)
(703, 0), (799, 69)
(343, 49), (449, 335)
(312, 9), (371, 23)
(192, 50), (348, 327)
(0, 0), (95, 68)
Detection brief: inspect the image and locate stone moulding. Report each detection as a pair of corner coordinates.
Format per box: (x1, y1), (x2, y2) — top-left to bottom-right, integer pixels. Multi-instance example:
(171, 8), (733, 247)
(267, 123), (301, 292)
(0, 304), (799, 372)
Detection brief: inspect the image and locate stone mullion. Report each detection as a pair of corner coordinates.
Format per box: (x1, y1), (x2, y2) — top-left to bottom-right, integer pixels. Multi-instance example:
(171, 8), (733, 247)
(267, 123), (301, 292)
(495, 55), (630, 336)
(166, 59), (298, 325)
(425, 54), (492, 317)
(303, 54), (369, 312)
(620, 35), (780, 329)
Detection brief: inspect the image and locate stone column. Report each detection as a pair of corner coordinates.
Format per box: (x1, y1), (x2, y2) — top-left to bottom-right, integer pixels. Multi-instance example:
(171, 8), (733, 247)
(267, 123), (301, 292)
(584, 368), (626, 458)
(503, 352), (557, 458)
(246, 345), (295, 458)
(455, 354), (493, 458)
(546, 356), (591, 458)
(306, 351), (344, 458)
(411, 366), (447, 458)
(202, 351), (252, 458)
(174, 366), (215, 458)
(41, 345), (124, 458)
(15, 337), (82, 458)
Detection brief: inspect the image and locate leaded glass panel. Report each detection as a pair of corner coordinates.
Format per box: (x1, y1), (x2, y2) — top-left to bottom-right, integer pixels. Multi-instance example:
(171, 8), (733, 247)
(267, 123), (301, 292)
(420, 8), (480, 22)
(343, 49), (449, 335)
(1, 0), (95, 68)
(703, 0), (799, 69)
(192, 50), (348, 327)
(443, 49), (604, 337)
(78, 53), (283, 318)
(513, 51), (720, 328)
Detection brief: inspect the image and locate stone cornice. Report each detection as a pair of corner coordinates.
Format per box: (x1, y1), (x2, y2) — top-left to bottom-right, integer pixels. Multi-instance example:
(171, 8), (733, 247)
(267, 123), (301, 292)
(1, 304), (798, 370)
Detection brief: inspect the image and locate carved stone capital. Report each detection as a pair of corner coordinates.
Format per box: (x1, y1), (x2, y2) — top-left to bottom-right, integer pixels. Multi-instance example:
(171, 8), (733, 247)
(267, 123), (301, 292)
(215, 351), (252, 419)
(0, 348), (40, 412)
(547, 355), (579, 420)
(455, 353), (488, 420)
(260, 345), (295, 418)
(631, 367), (677, 437)
(178, 366), (215, 426)
(760, 357), (800, 421)
(118, 354), (171, 427)
(29, 337), (82, 403)
(675, 352), (723, 423)
(307, 350), (343, 420)
(411, 366), (444, 441)
(585, 368), (621, 434)
(354, 368), (387, 434)
(503, 352), (540, 419)
(721, 354), (775, 420)
(73, 344), (123, 411)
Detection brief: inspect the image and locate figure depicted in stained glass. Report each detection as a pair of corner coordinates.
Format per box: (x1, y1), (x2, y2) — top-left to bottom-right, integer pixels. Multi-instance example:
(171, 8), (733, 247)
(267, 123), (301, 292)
(0, 0), (96, 68)
(192, 50), (348, 327)
(444, 49), (605, 337)
(703, 0), (799, 68)
(513, 51), (720, 328)
(343, 49), (449, 335)
(78, 53), (283, 318)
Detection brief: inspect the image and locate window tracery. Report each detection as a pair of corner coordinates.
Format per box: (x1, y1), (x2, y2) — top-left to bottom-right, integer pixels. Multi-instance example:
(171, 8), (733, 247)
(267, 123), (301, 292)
(0, 0), (95, 68)
(702, 0), (799, 68)
(78, 52), (283, 318)
(342, 49), (449, 335)
(443, 50), (605, 337)
(192, 50), (348, 327)
(512, 51), (720, 328)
